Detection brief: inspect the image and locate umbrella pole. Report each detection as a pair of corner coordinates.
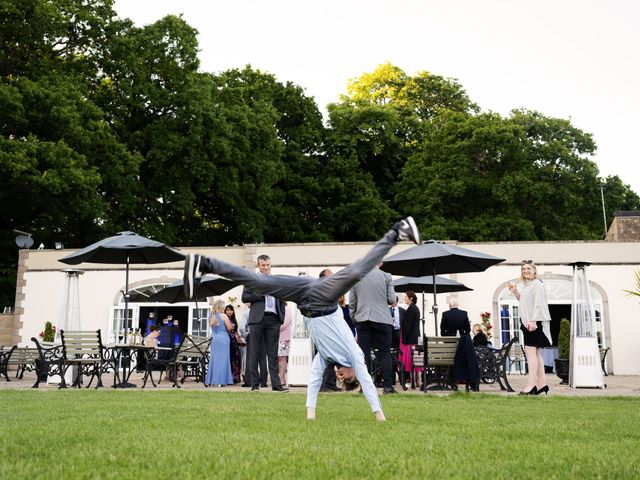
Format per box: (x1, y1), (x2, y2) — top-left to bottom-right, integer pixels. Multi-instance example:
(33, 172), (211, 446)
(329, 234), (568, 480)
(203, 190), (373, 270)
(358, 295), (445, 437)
(124, 256), (129, 344)
(432, 270), (439, 333)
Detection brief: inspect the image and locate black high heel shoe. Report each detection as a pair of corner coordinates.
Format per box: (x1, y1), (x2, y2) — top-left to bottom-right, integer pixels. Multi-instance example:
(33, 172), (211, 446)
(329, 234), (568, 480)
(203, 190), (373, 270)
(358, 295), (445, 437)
(519, 386), (537, 395)
(535, 385), (549, 395)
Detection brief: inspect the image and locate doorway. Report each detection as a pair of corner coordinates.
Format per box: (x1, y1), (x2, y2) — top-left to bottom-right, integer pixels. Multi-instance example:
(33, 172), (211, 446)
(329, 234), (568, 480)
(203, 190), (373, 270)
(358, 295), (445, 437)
(138, 305), (189, 336)
(548, 304), (571, 346)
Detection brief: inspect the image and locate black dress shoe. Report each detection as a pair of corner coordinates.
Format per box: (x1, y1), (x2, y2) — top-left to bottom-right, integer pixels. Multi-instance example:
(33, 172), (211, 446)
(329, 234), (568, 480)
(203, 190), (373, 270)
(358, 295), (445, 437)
(251, 386), (259, 391)
(261, 383), (268, 388)
(241, 383), (250, 387)
(383, 387), (398, 394)
(272, 386), (289, 392)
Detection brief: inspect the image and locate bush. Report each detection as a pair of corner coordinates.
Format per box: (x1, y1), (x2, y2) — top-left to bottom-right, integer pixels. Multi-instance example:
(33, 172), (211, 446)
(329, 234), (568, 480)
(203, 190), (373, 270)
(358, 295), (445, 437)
(558, 318), (570, 359)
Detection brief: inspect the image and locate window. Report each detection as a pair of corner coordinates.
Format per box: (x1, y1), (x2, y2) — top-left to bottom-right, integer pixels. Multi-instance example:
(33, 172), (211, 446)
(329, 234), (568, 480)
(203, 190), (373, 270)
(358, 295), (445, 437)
(109, 306), (134, 344)
(192, 307), (210, 337)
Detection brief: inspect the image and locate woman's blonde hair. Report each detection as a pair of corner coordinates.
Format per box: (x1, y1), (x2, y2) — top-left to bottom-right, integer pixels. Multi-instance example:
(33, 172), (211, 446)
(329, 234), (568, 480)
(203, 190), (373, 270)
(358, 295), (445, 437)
(212, 299), (225, 311)
(210, 299), (225, 326)
(519, 259), (538, 282)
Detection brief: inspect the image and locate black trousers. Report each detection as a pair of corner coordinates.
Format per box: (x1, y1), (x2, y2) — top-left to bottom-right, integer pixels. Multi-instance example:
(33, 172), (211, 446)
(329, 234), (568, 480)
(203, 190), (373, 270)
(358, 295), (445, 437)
(245, 333), (267, 385)
(356, 321), (393, 389)
(248, 313), (281, 388)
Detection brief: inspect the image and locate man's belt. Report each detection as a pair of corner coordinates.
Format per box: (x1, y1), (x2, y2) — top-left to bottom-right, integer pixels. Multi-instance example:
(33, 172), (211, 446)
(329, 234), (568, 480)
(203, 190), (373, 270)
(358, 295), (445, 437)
(300, 306), (338, 318)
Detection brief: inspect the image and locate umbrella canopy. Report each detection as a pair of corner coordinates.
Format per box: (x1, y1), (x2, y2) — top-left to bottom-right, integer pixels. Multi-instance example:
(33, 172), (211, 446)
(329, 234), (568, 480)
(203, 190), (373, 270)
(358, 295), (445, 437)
(382, 240), (504, 331)
(381, 240), (505, 278)
(393, 275), (473, 337)
(393, 275), (473, 293)
(59, 231), (185, 265)
(59, 231), (185, 341)
(148, 275), (238, 303)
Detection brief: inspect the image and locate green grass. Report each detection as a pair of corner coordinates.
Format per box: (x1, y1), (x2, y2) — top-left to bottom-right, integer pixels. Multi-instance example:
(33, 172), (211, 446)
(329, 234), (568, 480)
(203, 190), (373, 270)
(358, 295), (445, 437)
(1, 390), (639, 479)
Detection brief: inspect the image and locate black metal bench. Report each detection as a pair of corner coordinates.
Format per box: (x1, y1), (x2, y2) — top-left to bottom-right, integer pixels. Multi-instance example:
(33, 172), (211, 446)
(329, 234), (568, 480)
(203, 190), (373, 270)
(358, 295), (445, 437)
(178, 335), (212, 385)
(0, 346), (17, 381)
(474, 337), (517, 392)
(31, 338), (65, 388)
(7, 347), (39, 380)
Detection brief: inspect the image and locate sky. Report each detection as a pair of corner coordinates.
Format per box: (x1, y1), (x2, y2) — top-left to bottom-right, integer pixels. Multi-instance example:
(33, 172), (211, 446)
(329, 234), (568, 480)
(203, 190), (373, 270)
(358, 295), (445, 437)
(113, 0), (640, 195)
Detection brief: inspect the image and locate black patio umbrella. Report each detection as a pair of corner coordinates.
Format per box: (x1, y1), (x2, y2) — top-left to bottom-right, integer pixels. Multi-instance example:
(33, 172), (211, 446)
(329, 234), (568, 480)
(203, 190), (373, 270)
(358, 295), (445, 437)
(393, 275), (472, 341)
(59, 231), (185, 342)
(393, 275), (473, 294)
(147, 275), (238, 303)
(382, 240), (504, 331)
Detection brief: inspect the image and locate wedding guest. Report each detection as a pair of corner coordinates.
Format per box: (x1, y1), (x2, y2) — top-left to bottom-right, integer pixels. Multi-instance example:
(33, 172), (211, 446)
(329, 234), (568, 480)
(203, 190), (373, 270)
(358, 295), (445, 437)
(278, 304), (292, 386)
(225, 304), (242, 383)
(507, 260), (552, 396)
(205, 299), (234, 387)
(472, 324), (489, 347)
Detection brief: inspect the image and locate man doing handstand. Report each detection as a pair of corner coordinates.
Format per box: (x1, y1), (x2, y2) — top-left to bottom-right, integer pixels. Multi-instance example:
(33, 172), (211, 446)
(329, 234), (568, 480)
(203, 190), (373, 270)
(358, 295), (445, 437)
(183, 217), (421, 421)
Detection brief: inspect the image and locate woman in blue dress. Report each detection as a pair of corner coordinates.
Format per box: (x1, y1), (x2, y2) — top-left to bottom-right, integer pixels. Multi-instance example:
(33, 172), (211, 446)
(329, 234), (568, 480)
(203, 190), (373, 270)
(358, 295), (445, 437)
(205, 299), (234, 386)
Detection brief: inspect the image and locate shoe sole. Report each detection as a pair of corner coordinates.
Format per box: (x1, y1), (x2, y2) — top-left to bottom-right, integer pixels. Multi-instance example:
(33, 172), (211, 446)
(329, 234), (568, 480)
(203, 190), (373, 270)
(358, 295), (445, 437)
(405, 216), (421, 244)
(184, 253), (198, 299)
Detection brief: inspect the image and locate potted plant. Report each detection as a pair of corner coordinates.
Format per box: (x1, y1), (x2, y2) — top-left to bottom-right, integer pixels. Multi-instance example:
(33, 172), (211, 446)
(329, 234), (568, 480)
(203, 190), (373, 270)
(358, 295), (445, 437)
(39, 321), (56, 344)
(555, 318), (570, 384)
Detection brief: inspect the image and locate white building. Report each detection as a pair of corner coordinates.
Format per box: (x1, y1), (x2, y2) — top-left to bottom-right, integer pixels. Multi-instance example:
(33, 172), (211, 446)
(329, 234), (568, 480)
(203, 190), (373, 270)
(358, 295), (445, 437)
(9, 222), (640, 375)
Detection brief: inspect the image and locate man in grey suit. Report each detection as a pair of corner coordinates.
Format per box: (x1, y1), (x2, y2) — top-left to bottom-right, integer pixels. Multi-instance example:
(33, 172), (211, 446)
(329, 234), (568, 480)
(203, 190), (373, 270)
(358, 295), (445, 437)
(242, 254), (289, 392)
(349, 263), (397, 394)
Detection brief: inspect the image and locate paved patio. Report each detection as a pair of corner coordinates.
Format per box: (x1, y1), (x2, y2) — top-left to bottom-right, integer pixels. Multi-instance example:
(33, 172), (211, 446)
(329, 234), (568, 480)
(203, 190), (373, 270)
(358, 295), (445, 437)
(1, 369), (638, 396)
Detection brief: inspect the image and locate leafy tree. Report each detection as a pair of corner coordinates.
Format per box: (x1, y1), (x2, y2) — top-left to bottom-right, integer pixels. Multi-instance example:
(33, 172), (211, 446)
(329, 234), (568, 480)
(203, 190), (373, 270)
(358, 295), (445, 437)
(328, 62), (478, 218)
(397, 108), (639, 241)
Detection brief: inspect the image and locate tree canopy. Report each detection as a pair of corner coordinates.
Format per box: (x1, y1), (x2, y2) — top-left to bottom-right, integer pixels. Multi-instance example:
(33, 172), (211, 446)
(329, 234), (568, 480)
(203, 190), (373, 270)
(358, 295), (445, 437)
(1, 1), (638, 307)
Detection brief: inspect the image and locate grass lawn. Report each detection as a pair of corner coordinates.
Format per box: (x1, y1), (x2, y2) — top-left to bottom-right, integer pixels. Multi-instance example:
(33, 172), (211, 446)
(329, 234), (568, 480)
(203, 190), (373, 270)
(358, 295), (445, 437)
(1, 389), (638, 479)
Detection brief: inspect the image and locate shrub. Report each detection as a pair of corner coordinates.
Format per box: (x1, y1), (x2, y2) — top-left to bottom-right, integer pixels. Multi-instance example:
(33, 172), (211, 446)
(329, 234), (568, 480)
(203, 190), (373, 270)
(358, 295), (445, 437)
(558, 318), (570, 359)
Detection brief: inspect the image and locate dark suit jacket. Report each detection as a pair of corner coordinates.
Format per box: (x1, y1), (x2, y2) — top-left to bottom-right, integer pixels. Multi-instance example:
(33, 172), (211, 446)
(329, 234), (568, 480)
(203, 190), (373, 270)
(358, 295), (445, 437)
(241, 288), (286, 325)
(440, 308), (470, 336)
(401, 303), (420, 345)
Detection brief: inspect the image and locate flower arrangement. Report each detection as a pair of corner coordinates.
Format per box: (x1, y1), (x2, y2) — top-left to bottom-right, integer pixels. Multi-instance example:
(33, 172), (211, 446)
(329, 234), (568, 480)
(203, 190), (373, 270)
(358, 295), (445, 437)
(227, 296), (241, 309)
(480, 311), (493, 339)
(39, 321), (56, 342)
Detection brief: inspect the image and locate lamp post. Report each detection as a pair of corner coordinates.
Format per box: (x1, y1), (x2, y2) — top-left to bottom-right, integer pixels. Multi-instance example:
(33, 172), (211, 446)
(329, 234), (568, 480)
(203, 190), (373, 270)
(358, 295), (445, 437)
(598, 183), (607, 237)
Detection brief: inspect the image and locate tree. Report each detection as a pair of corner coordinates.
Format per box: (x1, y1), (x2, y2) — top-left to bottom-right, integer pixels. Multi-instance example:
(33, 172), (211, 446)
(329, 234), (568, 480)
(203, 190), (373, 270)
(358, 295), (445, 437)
(396, 108), (639, 241)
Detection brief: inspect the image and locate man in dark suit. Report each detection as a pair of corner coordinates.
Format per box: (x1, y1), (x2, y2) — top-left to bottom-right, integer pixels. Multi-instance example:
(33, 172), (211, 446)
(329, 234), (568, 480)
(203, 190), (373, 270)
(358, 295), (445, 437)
(390, 297), (405, 349)
(440, 300), (470, 337)
(349, 264), (397, 394)
(241, 254), (289, 392)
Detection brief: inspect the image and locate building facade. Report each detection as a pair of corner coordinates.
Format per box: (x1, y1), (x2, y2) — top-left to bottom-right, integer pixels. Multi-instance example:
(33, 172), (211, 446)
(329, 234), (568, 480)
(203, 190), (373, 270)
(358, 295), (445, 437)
(10, 236), (640, 375)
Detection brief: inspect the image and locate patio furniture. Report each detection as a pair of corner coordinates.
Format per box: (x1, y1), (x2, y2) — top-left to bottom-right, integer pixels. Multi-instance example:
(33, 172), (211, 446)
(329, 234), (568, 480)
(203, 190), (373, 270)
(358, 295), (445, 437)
(474, 337), (518, 392)
(508, 340), (527, 374)
(423, 336), (459, 391)
(31, 338), (66, 388)
(0, 346), (16, 381)
(60, 329), (106, 388)
(177, 335), (212, 385)
(7, 347), (39, 380)
(600, 347), (610, 376)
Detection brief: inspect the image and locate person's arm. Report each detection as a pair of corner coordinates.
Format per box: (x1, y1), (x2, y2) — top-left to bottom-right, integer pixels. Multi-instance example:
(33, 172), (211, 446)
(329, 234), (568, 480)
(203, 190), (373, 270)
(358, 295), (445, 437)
(348, 287), (358, 319)
(463, 311), (471, 334)
(351, 352), (385, 421)
(305, 353), (326, 419)
(385, 274), (395, 305)
(507, 281), (521, 300)
(439, 313), (446, 336)
(221, 313), (233, 332)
